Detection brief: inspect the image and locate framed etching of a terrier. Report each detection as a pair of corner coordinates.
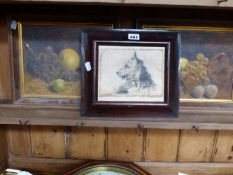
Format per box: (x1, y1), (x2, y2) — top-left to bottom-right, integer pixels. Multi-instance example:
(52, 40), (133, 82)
(81, 29), (180, 117)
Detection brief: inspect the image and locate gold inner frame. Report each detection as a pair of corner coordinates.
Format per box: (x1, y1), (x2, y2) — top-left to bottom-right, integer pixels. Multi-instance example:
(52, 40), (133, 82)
(143, 25), (233, 103)
(18, 21), (113, 99)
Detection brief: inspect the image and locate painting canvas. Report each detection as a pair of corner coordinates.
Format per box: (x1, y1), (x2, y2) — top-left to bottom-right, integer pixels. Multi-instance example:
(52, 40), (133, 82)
(98, 45), (165, 102)
(18, 22), (112, 99)
(179, 30), (233, 101)
(19, 24), (82, 99)
(143, 25), (233, 102)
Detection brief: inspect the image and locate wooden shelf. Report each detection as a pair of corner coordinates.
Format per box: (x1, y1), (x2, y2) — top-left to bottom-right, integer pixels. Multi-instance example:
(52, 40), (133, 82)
(0, 0), (233, 8)
(0, 104), (232, 130)
(0, 3), (232, 130)
(8, 157), (233, 175)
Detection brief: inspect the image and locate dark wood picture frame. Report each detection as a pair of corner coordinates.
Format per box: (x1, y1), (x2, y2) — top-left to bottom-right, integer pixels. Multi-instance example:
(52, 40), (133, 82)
(81, 29), (180, 117)
(64, 161), (151, 175)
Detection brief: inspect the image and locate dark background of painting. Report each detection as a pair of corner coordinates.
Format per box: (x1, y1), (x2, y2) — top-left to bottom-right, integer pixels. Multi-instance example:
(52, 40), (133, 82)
(23, 26), (81, 56)
(181, 30), (233, 63)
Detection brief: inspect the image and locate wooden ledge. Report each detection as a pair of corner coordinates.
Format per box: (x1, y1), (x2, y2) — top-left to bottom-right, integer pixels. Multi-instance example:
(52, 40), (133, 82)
(0, 0), (232, 8)
(8, 157), (233, 175)
(0, 104), (233, 130)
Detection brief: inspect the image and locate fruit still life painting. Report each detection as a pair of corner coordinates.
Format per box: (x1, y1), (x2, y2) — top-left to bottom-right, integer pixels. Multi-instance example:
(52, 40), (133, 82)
(179, 30), (233, 101)
(21, 25), (82, 98)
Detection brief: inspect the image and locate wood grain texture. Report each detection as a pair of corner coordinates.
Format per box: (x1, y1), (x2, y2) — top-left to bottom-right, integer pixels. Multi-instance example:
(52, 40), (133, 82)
(144, 129), (179, 162)
(1, 105), (233, 130)
(0, 16), (12, 101)
(1, 0), (231, 8)
(6, 125), (32, 157)
(178, 129), (216, 162)
(30, 126), (66, 158)
(0, 126), (7, 172)
(212, 130), (233, 162)
(67, 127), (105, 160)
(107, 128), (143, 161)
(8, 157), (83, 175)
(139, 161), (233, 175)
(8, 157), (233, 175)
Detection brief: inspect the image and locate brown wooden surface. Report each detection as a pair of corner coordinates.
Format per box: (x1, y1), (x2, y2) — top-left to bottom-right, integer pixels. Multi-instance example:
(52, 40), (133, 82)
(1, 106), (233, 130)
(0, 3), (233, 175)
(0, 126), (7, 172)
(6, 125), (32, 157)
(178, 129), (216, 162)
(0, 0), (232, 8)
(212, 130), (233, 162)
(67, 127), (105, 159)
(144, 129), (180, 162)
(6, 126), (233, 164)
(30, 126), (66, 158)
(140, 161), (233, 175)
(4, 126), (233, 174)
(107, 128), (144, 161)
(8, 157), (233, 175)
(0, 17), (12, 102)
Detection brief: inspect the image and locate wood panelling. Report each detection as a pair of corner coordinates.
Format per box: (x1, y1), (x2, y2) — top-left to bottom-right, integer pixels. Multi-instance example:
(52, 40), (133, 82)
(140, 162), (233, 175)
(144, 129), (179, 162)
(67, 127), (105, 160)
(6, 125), (32, 157)
(8, 157), (82, 175)
(8, 157), (233, 175)
(107, 128), (143, 161)
(30, 126), (65, 158)
(0, 17), (12, 101)
(5, 126), (233, 174)
(0, 126), (7, 172)
(178, 130), (216, 162)
(212, 130), (233, 162)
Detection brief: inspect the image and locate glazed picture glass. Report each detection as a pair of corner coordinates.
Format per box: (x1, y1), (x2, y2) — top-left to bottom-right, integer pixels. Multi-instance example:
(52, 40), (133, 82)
(98, 45), (165, 102)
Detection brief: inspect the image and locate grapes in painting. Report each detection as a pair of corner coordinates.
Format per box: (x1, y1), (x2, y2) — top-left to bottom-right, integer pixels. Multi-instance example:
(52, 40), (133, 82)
(21, 26), (82, 98)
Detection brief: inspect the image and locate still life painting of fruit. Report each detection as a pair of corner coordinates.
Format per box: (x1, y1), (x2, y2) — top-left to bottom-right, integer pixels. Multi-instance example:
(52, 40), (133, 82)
(20, 25), (82, 98)
(179, 30), (233, 100)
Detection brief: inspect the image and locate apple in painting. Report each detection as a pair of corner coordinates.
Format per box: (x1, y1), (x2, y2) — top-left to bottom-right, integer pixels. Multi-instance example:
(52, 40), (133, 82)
(51, 79), (65, 93)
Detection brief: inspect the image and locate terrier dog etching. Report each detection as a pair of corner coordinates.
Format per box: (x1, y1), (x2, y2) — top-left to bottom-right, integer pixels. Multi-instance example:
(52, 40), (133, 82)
(116, 52), (155, 94)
